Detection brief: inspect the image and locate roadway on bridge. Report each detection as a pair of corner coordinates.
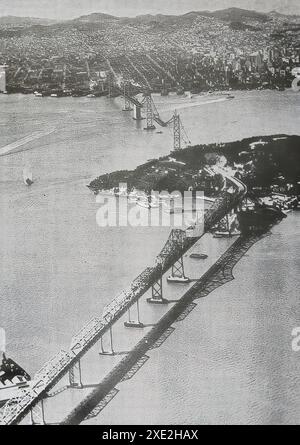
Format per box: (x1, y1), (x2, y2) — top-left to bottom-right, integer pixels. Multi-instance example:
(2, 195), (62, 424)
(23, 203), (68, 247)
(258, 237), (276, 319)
(17, 231), (237, 425)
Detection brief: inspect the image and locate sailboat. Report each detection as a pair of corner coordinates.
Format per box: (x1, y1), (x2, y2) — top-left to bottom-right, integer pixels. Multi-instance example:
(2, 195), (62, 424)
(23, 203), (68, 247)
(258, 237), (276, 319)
(23, 168), (34, 186)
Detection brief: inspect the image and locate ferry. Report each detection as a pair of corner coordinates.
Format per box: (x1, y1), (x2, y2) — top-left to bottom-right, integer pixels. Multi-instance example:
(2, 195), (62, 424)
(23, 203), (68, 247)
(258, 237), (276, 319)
(0, 353), (31, 406)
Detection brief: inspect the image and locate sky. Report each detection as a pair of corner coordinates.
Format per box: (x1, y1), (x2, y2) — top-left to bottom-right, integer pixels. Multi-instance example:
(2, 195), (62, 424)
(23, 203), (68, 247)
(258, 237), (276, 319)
(0, 0), (299, 19)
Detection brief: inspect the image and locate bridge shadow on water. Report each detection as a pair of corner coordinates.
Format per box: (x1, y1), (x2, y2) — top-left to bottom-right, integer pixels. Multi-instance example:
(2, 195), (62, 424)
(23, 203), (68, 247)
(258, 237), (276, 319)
(60, 231), (270, 425)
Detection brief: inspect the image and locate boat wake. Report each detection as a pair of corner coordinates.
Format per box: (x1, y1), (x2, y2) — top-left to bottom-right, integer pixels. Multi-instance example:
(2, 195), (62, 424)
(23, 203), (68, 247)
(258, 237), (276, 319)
(0, 128), (55, 157)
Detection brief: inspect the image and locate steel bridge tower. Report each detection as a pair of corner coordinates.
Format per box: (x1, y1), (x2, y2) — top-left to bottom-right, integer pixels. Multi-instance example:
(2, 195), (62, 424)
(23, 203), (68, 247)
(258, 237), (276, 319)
(173, 110), (181, 151)
(143, 93), (156, 130)
(172, 110), (191, 152)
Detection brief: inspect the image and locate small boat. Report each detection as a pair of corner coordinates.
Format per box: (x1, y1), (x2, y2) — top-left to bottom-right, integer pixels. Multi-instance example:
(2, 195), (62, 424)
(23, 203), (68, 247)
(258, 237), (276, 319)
(34, 91), (43, 97)
(226, 95), (235, 100)
(23, 168), (34, 186)
(190, 253), (208, 260)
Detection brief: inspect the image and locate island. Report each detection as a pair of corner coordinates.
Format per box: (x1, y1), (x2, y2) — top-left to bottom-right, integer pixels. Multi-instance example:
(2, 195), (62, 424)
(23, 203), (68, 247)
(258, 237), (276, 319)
(89, 134), (300, 203)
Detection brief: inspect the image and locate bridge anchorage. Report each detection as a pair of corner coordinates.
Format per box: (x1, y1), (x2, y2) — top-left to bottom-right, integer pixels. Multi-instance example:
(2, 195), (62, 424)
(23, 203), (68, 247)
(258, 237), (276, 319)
(124, 300), (144, 329)
(68, 360), (83, 389)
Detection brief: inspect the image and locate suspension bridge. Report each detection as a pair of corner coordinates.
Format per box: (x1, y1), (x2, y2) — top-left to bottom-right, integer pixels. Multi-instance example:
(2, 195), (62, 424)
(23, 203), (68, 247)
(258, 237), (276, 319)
(107, 73), (191, 150)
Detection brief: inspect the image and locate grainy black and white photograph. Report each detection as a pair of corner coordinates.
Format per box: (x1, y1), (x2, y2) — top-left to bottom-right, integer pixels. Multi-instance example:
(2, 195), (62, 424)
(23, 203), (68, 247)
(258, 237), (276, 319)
(0, 0), (299, 428)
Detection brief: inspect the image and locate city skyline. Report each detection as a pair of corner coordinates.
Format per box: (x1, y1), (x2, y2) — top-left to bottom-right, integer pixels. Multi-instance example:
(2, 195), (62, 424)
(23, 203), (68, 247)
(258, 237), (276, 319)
(0, 0), (299, 20)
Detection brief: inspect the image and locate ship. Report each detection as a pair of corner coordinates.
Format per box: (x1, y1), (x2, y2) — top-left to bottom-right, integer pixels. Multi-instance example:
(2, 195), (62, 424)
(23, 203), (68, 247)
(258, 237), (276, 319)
(0, 353), (31, 406)
(237, 206), (286, 233)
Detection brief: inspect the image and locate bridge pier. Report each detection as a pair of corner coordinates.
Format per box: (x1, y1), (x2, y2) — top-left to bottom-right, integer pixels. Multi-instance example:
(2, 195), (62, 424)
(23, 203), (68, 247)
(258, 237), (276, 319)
(124, 300), (144, 328)
(69, 360), (83, 389)
(133, 104), (143, 121)
(167, 256), (190, 284)
(147, 276), (168, 305)
(99, 326), (115, 355)
(30, 399), (46, 425)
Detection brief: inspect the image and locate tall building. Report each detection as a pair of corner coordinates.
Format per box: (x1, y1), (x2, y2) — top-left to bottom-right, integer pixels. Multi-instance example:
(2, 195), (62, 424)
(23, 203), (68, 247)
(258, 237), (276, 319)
(0, 65), (7, 93)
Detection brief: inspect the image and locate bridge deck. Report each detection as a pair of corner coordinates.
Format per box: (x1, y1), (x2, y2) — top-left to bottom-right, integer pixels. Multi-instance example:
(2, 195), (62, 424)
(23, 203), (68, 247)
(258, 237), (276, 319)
(0, 173), (246, 425)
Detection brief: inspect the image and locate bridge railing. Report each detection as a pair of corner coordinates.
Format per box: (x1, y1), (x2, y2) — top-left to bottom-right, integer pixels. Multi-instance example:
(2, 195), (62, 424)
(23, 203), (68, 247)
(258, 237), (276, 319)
(0, 171), (247, 425)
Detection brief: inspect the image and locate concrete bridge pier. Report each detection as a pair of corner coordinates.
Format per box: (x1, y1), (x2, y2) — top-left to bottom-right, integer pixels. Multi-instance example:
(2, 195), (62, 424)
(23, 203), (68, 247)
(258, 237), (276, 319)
(68, 360), (83, 389)
(99, 327), (115, 356)
(147, 276), (169, 305)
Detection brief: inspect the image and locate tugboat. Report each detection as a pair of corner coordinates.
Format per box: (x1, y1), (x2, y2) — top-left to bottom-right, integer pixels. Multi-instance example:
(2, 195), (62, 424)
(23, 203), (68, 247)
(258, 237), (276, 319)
(0, 353), (31, 406)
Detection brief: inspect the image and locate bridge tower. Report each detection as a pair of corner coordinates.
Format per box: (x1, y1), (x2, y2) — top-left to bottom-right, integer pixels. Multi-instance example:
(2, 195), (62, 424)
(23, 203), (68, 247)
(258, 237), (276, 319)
(68, 360), (83, 389)
(172, 110), (191, 151)
(147, 263), (168, 305)
(123, 81), (133, 111)
(167, 229), (190, 283)
(124, 300), (144, 328)
(173, 110), (181, 151)
(143, 93), (156, 130)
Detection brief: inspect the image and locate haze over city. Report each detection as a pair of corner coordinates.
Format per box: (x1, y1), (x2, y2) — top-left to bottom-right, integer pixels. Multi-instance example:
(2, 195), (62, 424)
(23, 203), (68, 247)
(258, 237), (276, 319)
(0, 0), (299, 19)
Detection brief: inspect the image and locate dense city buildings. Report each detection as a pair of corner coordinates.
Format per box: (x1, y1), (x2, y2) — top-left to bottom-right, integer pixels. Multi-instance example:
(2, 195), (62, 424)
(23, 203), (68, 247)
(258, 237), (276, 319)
(0, 8), (299, 95)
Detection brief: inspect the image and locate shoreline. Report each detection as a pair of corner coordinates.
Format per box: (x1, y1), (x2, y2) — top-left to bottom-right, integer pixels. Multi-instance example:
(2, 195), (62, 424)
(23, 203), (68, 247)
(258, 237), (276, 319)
(0, 85), (289, 99)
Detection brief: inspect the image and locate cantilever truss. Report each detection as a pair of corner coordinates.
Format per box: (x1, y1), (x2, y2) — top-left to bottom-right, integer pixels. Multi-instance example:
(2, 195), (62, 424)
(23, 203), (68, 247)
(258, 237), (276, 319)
(171, 256), (186, 278)
(0, 174), (247, 426)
